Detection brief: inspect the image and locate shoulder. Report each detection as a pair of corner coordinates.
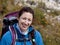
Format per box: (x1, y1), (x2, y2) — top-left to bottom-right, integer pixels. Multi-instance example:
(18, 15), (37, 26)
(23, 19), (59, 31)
(34, 30), (44, 45)
(2, 31), (12, 39)
(34, 30), (43, 39)
(1, 31), (12, 45)
(34, 30), (41, 36)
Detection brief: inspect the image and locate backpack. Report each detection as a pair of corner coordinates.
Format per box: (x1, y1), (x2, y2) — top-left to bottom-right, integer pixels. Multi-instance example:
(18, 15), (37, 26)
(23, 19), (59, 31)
(1, 11), (19, 38)
(10, 25), (36, 45)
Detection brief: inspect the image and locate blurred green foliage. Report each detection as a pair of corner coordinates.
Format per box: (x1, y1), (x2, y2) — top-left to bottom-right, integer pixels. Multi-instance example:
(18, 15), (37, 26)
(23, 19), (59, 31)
(33, 7), (48, 26)
(0, 0), (60, 45)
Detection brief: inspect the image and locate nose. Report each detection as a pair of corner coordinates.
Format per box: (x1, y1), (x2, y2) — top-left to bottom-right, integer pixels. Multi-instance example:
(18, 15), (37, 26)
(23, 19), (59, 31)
(24, 20), (29, 25)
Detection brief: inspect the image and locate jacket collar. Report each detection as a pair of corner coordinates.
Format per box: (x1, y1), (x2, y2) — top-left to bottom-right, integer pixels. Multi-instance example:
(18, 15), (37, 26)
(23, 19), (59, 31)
(13, 23), (34, 35)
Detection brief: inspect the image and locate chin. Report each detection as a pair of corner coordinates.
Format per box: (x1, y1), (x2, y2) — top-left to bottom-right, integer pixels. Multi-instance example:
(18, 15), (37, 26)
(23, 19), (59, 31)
(21, 28), (27, 31)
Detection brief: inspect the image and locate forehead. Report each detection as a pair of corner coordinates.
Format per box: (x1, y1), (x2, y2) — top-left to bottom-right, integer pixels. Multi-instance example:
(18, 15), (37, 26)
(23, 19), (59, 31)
(20, 12), (33, 18)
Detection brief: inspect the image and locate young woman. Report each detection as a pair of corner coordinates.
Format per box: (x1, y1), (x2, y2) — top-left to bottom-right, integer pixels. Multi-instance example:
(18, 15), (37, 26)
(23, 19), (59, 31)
(1, 7), (44, 45)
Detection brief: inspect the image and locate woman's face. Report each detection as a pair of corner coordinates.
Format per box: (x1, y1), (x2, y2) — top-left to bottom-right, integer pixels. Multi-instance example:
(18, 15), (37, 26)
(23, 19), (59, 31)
(18, 12), (33, 32)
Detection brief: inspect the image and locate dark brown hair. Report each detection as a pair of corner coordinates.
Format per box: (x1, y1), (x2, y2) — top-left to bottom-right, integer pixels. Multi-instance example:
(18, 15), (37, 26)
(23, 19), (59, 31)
(18, 7), (34, 18)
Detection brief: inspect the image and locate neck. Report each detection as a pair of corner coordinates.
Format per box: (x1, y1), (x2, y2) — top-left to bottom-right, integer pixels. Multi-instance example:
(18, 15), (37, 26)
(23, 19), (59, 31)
(19, 29), (28, 35)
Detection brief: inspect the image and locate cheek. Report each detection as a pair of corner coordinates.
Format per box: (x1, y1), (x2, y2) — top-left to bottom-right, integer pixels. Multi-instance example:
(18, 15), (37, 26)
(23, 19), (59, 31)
(18, 19), (24, 26)
(18, 19), (21, 25)
(29, 21), (32, 25)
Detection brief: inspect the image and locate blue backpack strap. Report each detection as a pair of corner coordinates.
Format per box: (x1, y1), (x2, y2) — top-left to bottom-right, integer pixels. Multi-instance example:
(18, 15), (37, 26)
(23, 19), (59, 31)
(9, 26), (16, 45)
(28, 29), (36, 45)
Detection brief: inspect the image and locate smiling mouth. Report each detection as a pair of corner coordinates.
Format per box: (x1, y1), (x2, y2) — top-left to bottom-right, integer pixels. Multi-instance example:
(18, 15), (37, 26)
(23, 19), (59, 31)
(23, 25), (27, 28)
(22, 24), (28, 28)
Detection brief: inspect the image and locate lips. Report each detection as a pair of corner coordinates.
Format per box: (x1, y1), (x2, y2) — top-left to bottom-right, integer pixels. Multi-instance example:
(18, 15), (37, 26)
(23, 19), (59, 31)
(22, 23), (28, 28)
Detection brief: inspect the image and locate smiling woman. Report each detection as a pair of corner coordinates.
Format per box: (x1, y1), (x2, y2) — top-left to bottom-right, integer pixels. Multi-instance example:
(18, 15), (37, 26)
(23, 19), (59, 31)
(1, 6), (44, 45)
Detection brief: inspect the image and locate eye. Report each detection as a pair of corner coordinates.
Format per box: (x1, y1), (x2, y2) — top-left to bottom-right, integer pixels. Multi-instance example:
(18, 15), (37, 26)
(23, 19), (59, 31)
(28, 19), (32, 21)
(22, 18), (26, 20)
